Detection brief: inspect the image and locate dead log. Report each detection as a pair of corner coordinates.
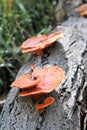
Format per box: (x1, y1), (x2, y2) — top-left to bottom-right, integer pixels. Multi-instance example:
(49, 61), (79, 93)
(0, 17), (87, 130)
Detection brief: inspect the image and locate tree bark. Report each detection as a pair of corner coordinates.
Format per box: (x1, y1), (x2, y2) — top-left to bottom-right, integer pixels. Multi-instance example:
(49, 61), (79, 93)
(0, 17), (87, 130)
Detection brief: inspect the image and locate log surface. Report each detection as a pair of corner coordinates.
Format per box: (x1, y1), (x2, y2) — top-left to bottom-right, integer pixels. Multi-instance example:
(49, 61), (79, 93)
(0, 17), (87, 130)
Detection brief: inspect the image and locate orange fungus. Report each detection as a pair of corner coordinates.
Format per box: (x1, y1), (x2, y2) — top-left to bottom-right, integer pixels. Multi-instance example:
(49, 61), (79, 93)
(36, 96), (55, 112)
(11, 66), (65, 110)
(76, 4), (87, 17)
(76, 4), (87, 13)
(20, 31), (63, 55)
(20, 66), (65, 96)
(11, 74), (40, 89)
(80, 11), (87, 17)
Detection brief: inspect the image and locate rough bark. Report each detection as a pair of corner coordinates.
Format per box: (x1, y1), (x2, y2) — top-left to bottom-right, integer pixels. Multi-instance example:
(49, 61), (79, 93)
(0, 17), (87, 130)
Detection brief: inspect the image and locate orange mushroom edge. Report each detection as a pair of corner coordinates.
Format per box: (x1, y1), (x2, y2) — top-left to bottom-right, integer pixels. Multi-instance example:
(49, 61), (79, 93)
(80, 11), (87, 17)
(10, 74), (40, 89)
(75, 4), (87, 17)
(20, 31), (64, 55)
(35, 97), (55, 112)
(75, 4), (87, 13)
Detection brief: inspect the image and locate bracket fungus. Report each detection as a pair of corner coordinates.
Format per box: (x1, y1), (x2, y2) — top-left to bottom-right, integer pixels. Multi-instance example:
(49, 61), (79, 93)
(36, 97), (55, 112)
(20, 66), (65, 97)
(11, 74), (40, 89)
(11, 66), (65, 112)
(76, 4), (87, 17)
(20, 31), (64, 55)
(80, 11), (87, 17)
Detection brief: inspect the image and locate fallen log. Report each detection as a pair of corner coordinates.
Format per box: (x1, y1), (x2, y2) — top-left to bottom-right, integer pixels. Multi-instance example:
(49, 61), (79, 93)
(0, 17), (87, 130)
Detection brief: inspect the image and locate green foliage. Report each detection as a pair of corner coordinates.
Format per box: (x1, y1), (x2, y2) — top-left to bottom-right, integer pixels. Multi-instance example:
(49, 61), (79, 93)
(0, 0), (57, 94)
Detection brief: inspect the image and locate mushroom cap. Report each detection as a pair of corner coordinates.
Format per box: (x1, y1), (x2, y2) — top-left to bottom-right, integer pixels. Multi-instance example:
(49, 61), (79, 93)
(81, 10), (87, 17)
(20, 66), (65, 96)
(20, 35), (47, 49)
(20, 31), (63, 55)
(75, 3), (87, 13)
(36, 96), (55, 112)
(11, 74), (40, 89)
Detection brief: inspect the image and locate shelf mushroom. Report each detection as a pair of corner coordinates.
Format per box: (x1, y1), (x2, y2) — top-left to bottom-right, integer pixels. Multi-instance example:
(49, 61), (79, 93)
(36, 97), (55, 112)
(80, 11), (87, 17)
(20, 31), (64, 55)
(11, 66), (65, 112)
(11, 74), (40, 89)
(20, 66), (65, 97)
(11, 66), (65, 97)
(76, 4), (87, 17)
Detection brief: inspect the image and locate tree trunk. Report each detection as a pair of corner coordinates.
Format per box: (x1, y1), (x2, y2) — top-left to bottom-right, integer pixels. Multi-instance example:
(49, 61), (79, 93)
(0, 17), (87, 130)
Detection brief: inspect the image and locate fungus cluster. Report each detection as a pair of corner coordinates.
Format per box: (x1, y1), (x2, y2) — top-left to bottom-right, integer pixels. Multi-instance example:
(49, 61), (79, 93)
(11, 31), (65, 112)
(11, 66), (65, 112)
(76, 4), (87, 17)
(20, 31), (63, 55)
